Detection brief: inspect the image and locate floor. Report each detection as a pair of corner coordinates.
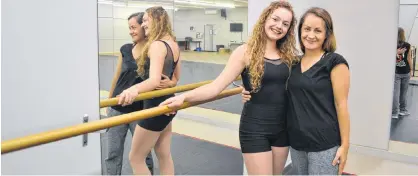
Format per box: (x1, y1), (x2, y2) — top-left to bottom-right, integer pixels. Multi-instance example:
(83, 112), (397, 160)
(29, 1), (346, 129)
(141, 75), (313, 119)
(390, 83), (418, 144)
(98, 52), (418, 175)
(389, 140), (418, 157)
(100, 126), (243, 175)
(343, 150), (418, 175)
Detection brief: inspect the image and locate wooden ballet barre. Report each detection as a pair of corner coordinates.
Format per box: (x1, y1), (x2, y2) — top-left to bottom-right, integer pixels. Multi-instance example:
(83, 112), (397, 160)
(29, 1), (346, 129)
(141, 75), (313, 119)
(2, 87), (243, 154)
(100, 77), (242, 108)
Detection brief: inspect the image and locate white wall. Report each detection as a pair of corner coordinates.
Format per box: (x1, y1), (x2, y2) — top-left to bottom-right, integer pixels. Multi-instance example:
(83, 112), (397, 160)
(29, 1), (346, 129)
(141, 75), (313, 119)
(399, 4), (418, 41)
(174, 8), (248, 50)
(2, 0), (101, 174)
(408, 18), (418, 46)
(248, 0), (399, 150)
(399, 1), (418, 46)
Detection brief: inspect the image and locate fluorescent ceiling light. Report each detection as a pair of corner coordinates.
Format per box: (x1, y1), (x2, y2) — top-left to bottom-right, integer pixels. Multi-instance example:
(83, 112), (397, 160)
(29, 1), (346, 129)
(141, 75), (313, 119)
(97, 1), (177, 10)
(233, 0), (248, 3)
(97, 0), (113, 5)
(97, 0), (235, 9)
(174, 0), (235, 8)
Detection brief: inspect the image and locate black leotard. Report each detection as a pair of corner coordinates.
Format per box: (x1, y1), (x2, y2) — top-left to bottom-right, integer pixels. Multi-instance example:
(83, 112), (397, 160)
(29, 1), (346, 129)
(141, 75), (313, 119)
(138, 40), (178, 132)
(239, 58), (290, 153)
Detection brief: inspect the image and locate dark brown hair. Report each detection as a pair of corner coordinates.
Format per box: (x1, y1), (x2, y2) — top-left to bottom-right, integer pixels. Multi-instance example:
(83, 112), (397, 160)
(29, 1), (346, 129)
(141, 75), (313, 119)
(128, 12), (144, 24)
(298, 7), (336, 53)
(398, 27), (406, 43)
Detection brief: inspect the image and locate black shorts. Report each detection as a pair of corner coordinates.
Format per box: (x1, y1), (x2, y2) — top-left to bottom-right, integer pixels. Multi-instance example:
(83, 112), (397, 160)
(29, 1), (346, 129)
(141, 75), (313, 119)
(239, 102), (289, 153)
(138, 95), (176, 132)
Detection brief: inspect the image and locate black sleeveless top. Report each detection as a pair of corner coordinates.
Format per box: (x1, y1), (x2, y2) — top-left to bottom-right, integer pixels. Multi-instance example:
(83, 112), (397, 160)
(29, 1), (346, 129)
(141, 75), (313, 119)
(111, 43), (143, 113)
(140, 40), (178, 81)
(241, 58), (290, 105)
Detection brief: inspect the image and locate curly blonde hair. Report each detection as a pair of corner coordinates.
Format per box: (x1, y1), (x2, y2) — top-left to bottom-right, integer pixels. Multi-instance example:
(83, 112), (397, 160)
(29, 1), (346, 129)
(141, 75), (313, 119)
(246, 1), (298, 92)
(137, 6), (174, 76)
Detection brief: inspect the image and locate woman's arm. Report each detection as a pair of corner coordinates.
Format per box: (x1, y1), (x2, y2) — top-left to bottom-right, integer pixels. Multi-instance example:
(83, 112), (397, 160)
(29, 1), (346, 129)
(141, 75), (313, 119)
(330, 63), (351, 174)
(407, 46), (413, 76)
(118, 41), (168, 106)
(331, 63), (350, 147)
(156, 58), (181, 89)
(159, 45), (247, 109)
(108, 54), (123, 98)
(133, 41), (168, 92)
(181, 44), (247, 102)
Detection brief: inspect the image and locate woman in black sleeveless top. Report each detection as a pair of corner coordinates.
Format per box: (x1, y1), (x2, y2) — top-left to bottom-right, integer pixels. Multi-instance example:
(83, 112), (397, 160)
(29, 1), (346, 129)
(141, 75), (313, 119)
(159, 2), (298, 175)
(117, 6), (181, 175)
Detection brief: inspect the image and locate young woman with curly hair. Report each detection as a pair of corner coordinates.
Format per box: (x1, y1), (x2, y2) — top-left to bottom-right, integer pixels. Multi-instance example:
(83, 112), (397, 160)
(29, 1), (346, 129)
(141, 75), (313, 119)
(159, 1), (298, 175)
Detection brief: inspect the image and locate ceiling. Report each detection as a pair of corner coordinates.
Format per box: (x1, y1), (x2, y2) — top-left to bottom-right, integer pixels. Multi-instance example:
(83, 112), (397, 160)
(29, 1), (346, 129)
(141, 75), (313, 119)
(98, 0), (248, 10)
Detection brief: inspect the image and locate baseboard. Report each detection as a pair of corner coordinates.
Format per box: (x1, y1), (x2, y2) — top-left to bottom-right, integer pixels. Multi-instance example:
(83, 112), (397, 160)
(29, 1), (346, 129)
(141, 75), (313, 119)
(176, 107), (240, 131)
(349, 144), (418, 165)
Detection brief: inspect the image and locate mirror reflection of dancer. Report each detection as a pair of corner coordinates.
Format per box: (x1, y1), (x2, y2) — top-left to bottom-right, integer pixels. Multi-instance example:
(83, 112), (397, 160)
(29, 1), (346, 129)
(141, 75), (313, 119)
(106, 12), (179, 175)
(118, 6), (181, 175)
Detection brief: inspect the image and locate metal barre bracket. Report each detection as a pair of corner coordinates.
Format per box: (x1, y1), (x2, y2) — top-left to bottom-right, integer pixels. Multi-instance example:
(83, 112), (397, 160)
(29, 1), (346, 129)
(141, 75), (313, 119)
(82, 114), (88, 147)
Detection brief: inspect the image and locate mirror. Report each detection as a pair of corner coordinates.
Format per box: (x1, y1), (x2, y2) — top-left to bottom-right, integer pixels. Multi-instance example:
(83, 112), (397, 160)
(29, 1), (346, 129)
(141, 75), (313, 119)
(389, 0), (418, 157)
(97, 0), (175, 175)
(96, 0), (248, 175)
(98, 0), (175, 98)
(172, 0), (248, 114)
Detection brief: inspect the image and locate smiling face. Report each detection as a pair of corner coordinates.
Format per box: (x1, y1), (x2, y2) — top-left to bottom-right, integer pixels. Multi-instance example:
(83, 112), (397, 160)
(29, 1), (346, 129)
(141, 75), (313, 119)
(300, 13), (327, 52)
(264, 7), (293, 41)
(128, 17), (145, 43)
(141, 12), (152, 37)
(298, 7), (336, 53)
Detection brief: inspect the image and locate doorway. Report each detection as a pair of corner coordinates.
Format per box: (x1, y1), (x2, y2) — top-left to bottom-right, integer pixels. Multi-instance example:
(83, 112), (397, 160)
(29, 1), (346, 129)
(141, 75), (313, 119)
(204, 24), (214, 51)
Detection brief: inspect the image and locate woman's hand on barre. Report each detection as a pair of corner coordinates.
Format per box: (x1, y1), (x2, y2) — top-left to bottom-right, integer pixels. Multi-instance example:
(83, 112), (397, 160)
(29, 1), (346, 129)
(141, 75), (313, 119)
(118, 86), (140, 106)
(159, 94), (186, 115)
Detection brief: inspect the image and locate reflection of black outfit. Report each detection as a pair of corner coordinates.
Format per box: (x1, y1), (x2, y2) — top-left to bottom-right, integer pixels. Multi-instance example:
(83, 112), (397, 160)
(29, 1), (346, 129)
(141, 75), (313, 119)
(138, 40), (179, 132)
(239, 58), (290, 153)
(105, 43), (154, 175)
(110, 43), (143, 113)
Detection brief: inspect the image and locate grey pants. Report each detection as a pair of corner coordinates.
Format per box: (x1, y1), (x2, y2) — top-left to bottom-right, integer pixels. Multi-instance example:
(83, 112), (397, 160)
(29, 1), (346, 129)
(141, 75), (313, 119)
(290, 146), (339, 175)
(392, 73), (410, 115)
(104, 108), (154, 175)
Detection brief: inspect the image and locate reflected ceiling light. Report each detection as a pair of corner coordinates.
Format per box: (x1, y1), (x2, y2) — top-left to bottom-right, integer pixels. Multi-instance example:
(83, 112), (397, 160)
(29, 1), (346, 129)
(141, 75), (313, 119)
(233, 0), (248, 3)
(97, 0), (176, 10)
(174, 0), (235, 8)
(97, 0), (113, 5)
